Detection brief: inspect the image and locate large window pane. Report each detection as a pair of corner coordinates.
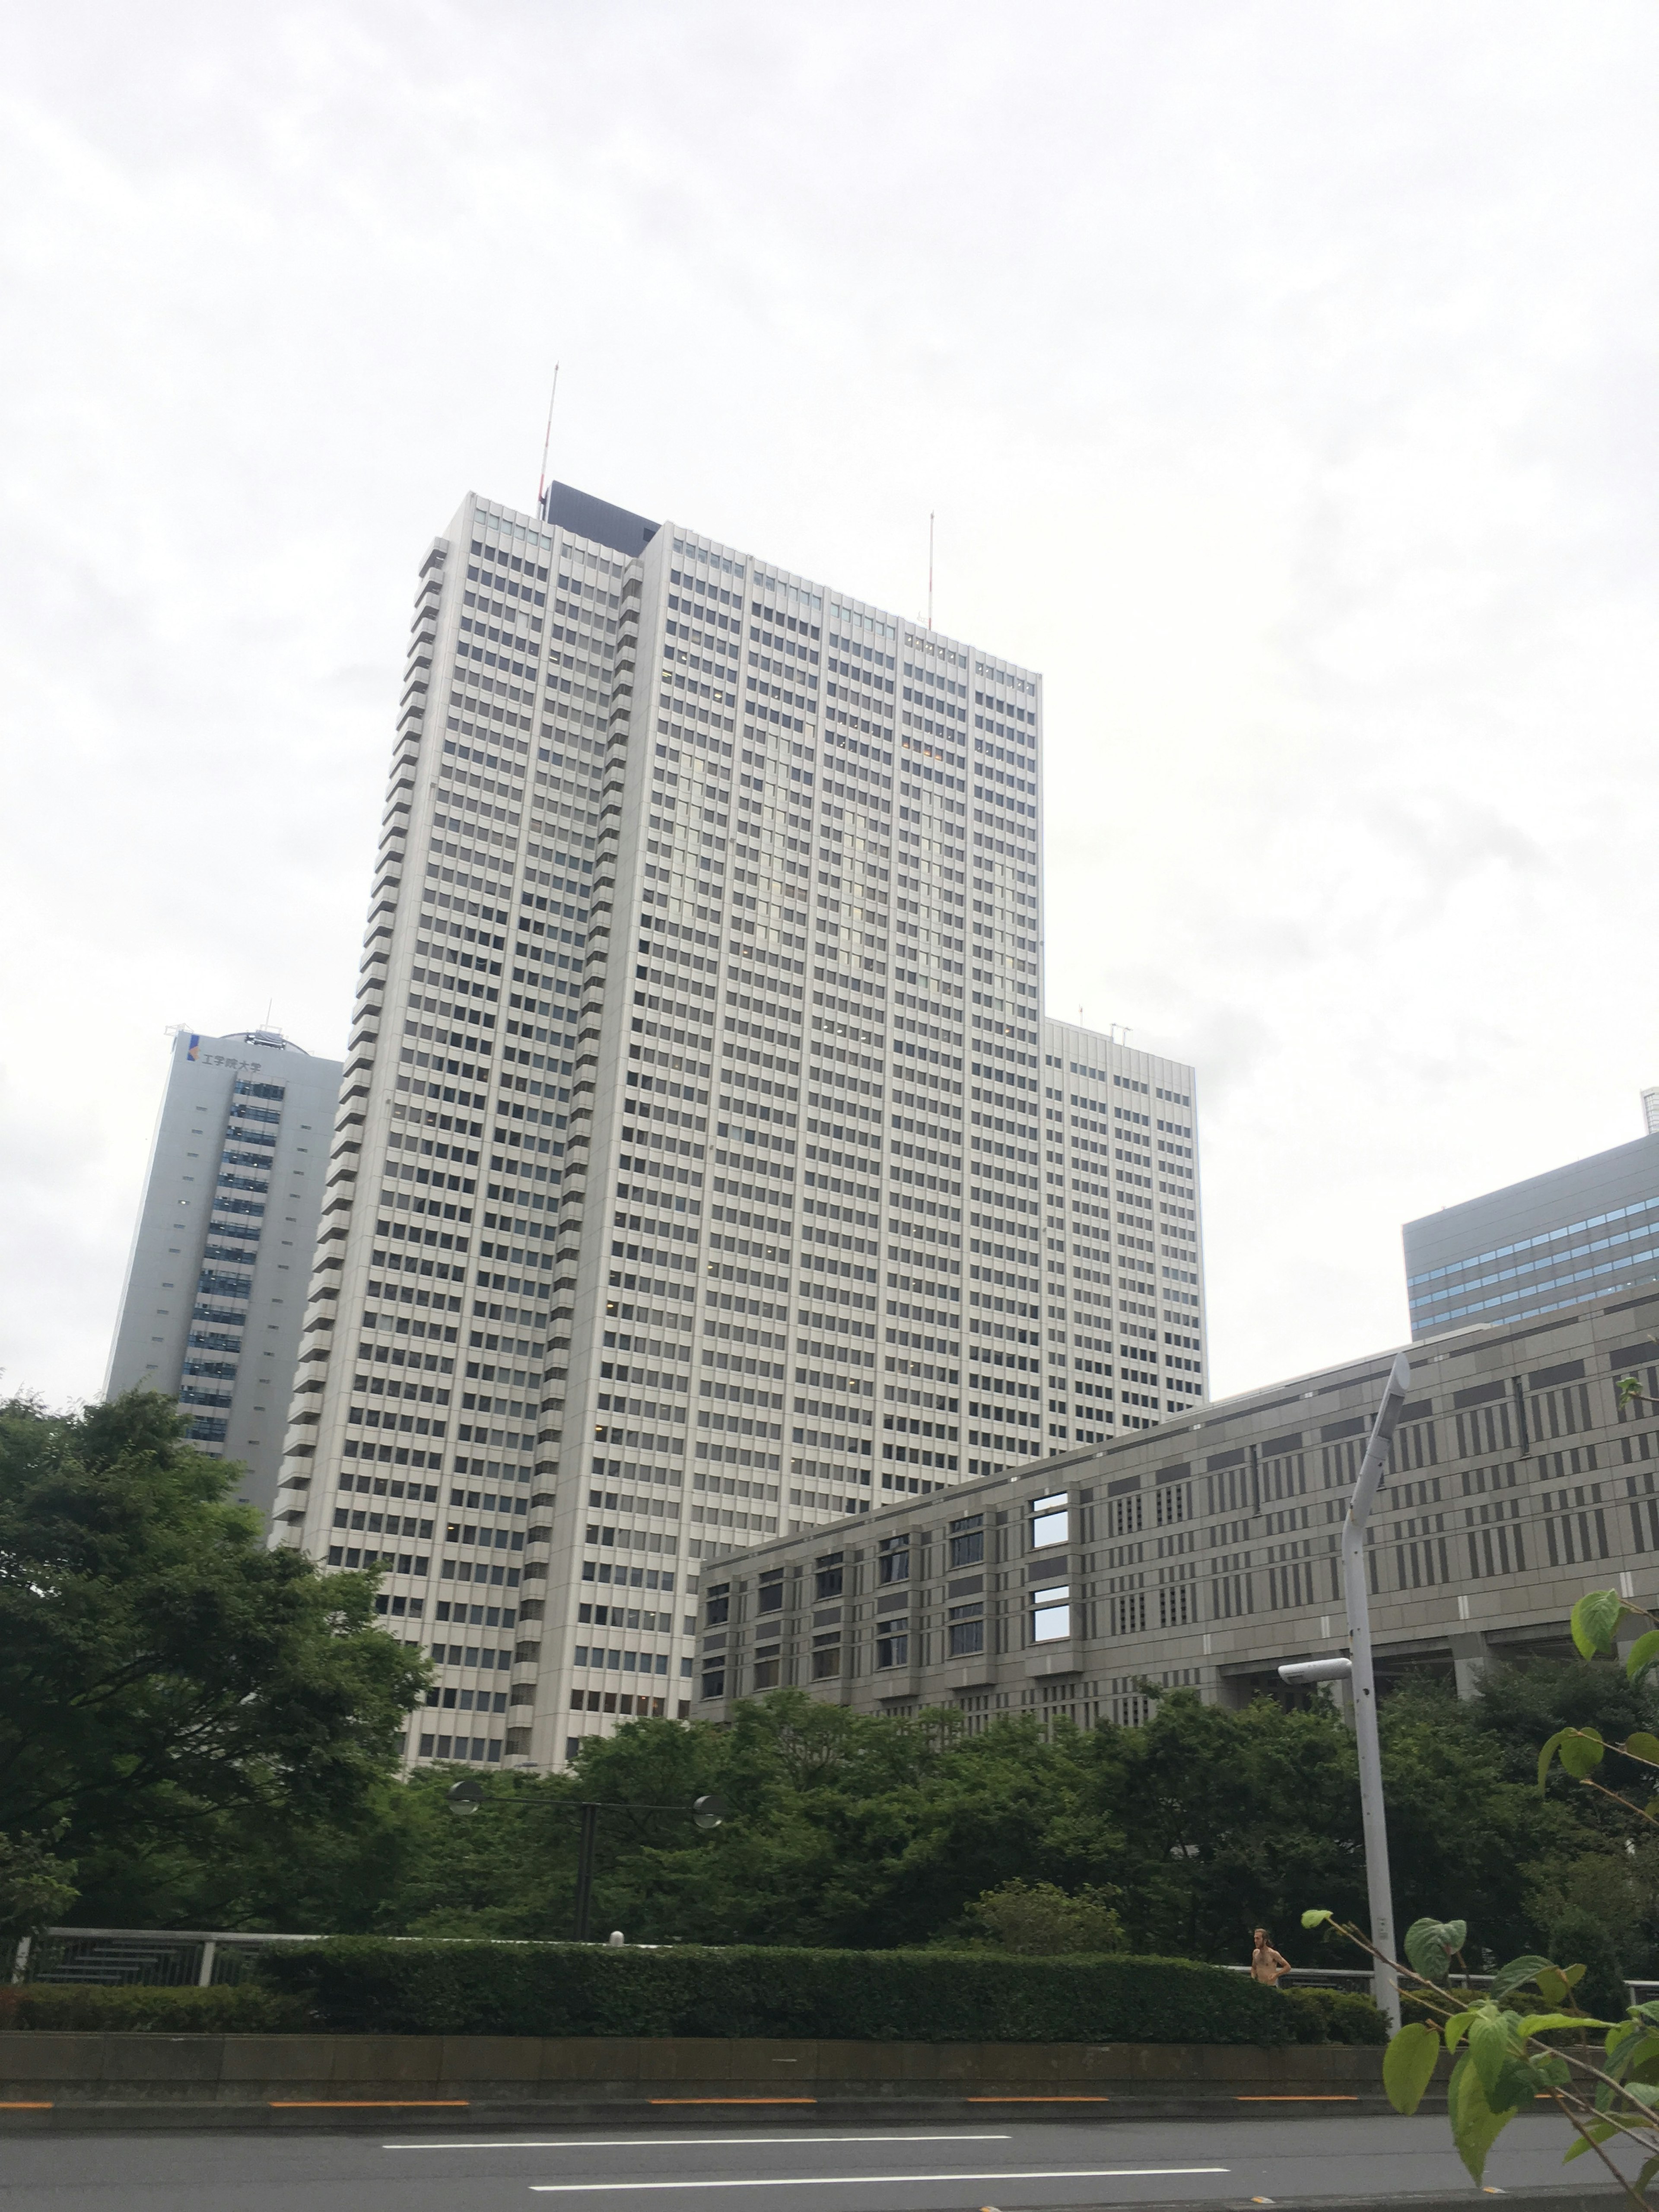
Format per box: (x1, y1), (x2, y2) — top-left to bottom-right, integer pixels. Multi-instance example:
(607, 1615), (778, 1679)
(1030, 1493), (1068, 1548)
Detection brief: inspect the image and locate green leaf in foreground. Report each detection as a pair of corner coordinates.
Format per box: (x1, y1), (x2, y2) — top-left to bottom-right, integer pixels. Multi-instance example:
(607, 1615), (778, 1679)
(1405, 1916), (1468, 1981)
(1572, 1589), (1624, 1658)
(1625, 1729), (1659, 1768)
(1514, 2012), (1611, 2037)
(1557, 1727), (1605, 1780)
(1466, 2008), (1513, 2100)
(1447, 2050), (1522, 2186)
(1382, 2022), (1441, 2115)
(1487, 1953), (1554, 2002)
(1563, 2119), (1623, 2163)
(1625, 1630), (1659, 1684)
(1300, 1907), (1333, 1930)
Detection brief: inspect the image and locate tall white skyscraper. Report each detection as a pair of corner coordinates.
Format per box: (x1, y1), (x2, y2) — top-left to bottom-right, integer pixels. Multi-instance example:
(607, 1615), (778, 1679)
(106, 1027), (342, 1520)
(272, 483), (1049, 1770)
(1039, 1018), (1206, 1442)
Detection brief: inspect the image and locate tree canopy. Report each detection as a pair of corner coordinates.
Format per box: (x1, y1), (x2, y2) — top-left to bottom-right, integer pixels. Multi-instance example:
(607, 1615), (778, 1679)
(0, 1392), (426, 1925)
(7, 1392), (1650, 1972)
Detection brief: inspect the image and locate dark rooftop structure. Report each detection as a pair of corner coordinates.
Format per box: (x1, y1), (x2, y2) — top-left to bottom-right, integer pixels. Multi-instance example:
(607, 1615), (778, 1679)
(540, 481), (659, 561)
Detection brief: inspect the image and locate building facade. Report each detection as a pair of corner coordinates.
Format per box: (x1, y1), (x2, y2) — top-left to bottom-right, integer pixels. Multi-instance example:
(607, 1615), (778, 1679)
(1039, 1018), (1205, 1452)
(105, 1027), (341, 1520)
(1404, 1133), (1659, 1341)
(696, 1281), (1659, 1731)
(271, 482), (1069, 1771)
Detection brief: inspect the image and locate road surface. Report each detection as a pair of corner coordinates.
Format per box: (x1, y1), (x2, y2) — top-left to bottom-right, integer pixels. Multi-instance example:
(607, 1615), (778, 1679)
(0, 2110), (1619, 2212)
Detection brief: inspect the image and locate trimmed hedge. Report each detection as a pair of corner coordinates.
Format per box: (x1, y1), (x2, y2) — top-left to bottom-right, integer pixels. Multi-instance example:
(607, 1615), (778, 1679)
(1276, 1985), (1388, 2046)
(259, 1938), (1374, 2046)
(0, 1983), (310, 2034)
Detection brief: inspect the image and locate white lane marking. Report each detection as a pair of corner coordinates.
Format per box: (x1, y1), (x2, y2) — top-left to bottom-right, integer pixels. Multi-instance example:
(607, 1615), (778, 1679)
(528, 2166), (1230, 2194)
(385, 2134), (1011, 2152)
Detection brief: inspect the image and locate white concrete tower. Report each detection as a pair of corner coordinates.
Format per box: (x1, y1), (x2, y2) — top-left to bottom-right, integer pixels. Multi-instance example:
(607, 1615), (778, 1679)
(273, 486), (1045, 1773)
(1037, 1018), (1207, 1444)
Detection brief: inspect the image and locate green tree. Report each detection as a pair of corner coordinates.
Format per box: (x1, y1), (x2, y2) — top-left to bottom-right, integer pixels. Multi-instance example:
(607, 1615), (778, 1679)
(952, 1877), (1123, 1954)
(0, 1831), (79, 1953)
(1079, 1688), (1367, 1960)
(0, 1392), (427, 1926)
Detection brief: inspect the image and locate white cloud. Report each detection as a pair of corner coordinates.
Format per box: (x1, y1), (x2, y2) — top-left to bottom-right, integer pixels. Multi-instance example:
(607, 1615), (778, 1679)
(2, 0), (1656, 1405)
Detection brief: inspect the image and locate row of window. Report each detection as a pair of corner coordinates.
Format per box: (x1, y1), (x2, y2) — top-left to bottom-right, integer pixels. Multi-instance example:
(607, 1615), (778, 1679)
(703, 1493), (1070, 1625)
(702, 1584), (1072, 1698)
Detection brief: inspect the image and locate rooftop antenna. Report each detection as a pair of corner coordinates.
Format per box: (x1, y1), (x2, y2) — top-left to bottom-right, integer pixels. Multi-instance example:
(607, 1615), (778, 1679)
(927, 512), (935, 632)
(536, 364), (561, 516)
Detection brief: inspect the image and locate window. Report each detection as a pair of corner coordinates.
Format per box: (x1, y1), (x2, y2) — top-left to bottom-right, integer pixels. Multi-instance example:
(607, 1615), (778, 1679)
(1110, 1591), (1147, 1635)
(752, 1646), (781, 1690)
(810, 1632), (842, 1679)
(947, 1602), (984, 1656)
(700, 1664), (726, 1699)
(1031, 1583), (1071, 1643)
(814, 1552), (844, 1600)
(1106, 1492), (1142, 1537)
(705, 1583), (730, 1626)
(878, 1535), (910, 1583)
(1030, 1491), (1068, 1548)
(758, 1572), (784, 1615)
(876, 1624), (909, 1668)
(948, 1513), (984, 1569)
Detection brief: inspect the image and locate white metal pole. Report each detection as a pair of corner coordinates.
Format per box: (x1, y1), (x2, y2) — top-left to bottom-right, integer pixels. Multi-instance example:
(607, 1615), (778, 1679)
(1343, 1348), (1412, 2032)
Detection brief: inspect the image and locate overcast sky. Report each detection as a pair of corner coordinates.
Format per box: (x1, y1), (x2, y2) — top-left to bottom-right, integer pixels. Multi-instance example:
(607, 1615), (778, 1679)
(3, 1), (1656, 1411)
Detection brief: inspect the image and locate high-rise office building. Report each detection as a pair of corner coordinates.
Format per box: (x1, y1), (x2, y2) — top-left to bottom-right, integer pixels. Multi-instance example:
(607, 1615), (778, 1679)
(1038, 1019), (1206, 1448)
(271, 484), (1047, 1771)
(1404, 1128), (1659, 1341)
(106, 1027), (341, 1520)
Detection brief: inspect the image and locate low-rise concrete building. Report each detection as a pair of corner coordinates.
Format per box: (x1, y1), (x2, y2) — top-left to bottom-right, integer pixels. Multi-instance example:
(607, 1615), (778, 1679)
(693, 1283), (1659, 1730)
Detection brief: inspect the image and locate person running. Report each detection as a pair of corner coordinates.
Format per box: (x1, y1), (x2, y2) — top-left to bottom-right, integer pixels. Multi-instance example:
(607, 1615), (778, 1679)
(1250, 1928), (1291, 1986)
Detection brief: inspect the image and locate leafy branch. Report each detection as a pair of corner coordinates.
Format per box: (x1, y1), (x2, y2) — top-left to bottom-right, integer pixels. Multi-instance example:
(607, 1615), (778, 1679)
(1300, 1582), (1659, 2206)
(1303, 1905), (1653, 2203)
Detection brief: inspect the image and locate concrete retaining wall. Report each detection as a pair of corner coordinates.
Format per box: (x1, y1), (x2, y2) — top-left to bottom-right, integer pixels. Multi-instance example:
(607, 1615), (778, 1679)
(0, 2032), (1406, 2130)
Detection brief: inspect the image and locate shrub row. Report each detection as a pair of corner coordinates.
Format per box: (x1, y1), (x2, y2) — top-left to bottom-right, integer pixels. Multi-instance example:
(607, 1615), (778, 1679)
(1279, 1985), (1389, 2045)
(0, 1983), (309, 2034)
(258, 1939), (1386, 2046)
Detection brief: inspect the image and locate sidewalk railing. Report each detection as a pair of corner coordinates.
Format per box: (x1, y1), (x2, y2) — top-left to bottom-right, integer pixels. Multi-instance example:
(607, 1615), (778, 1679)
(11, 1927), (321, 1989)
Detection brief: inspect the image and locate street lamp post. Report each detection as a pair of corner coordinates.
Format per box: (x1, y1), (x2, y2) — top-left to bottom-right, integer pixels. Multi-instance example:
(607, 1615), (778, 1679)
(447, 1783), (725, 1943)
(570, 1795), (726, 1941)
(1278, 1348), (1412, 2033)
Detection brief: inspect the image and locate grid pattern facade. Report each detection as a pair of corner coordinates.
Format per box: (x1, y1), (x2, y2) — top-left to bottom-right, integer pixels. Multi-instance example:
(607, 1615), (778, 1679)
(1036, 1019), (1206, 1455)
(106, 1028), (340, 1520)
(1405, 1134), (1659, 1340)
(274, 484), (1089, 1770)
(697, 1285), (1659, 1726)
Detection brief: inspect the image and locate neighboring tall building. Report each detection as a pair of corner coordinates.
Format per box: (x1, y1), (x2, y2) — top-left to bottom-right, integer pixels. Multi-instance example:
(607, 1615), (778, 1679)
(271, 484), (1048, 1772)
(106, 1028), (341, 1520)
(698, 1276), (1658, 1728)
(1038, 1019), (1206, 1452)
(1404, 1130), (1659, 1341)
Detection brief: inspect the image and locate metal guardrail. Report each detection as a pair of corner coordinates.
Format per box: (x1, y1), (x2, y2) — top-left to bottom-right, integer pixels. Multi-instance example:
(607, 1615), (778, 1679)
(1221, 1965), (1378, 1991)
(11, 1928), (320, 1989)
